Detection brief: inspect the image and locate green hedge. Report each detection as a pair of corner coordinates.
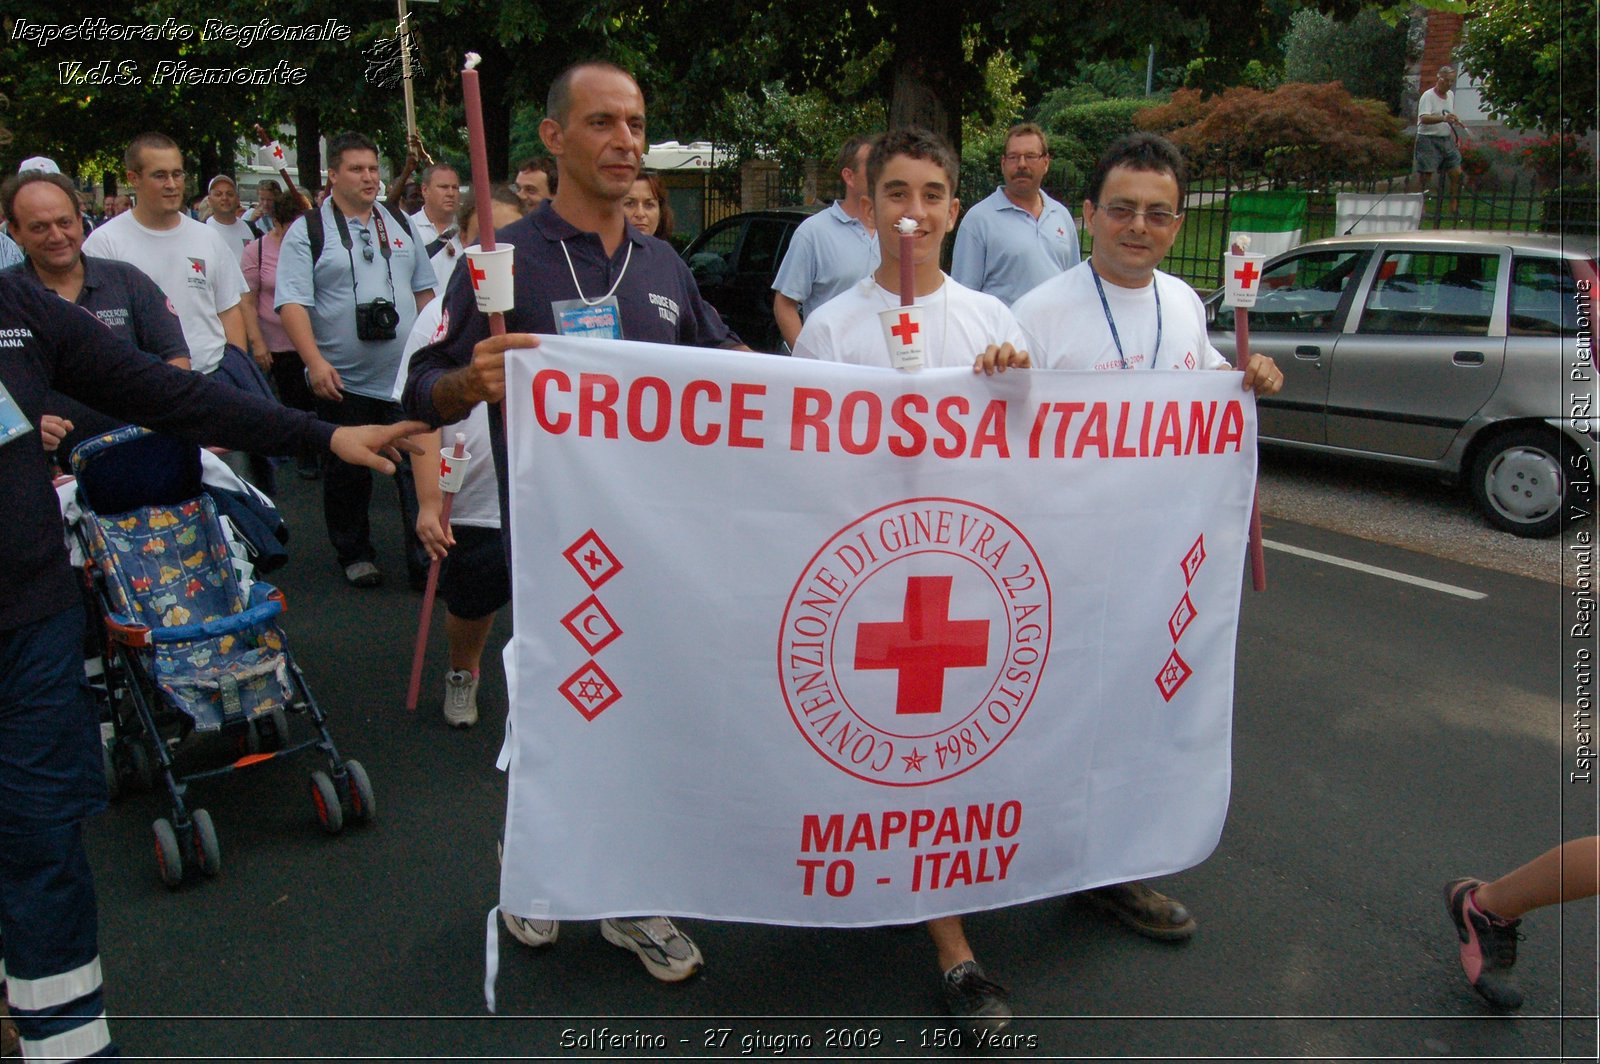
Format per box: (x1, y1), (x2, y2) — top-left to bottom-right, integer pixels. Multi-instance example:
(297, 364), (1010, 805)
(1040, 98), (1163, 181)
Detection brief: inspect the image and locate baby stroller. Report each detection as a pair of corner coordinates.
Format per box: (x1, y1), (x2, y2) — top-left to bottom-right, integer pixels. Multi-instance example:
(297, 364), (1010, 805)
(69, 426), (373, 887)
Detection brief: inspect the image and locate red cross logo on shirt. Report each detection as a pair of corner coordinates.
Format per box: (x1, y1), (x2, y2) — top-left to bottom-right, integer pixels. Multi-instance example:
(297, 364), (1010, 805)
(188, 258), (205, 275)
(392, 237), (405, 250)
(854, 575), (989, 715)
(467, 259), (487, 290)
(1233, 260), (1260, 289)
(889, 312), (920, 346)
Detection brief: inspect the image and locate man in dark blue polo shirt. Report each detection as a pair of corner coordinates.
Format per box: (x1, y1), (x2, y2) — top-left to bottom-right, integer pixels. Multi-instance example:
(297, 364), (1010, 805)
(404, 60), (742, 986)
(1, 171), (190, 463)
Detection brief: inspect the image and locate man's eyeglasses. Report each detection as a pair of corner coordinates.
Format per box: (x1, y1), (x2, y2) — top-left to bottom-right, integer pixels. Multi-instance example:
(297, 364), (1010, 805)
(1094, 203), (1183, 229)
(1002, 152), (1046, 165)
(358, 228), (375, 263)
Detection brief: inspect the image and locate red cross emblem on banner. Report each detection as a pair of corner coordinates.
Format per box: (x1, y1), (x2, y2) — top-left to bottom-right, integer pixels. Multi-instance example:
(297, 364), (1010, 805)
(854, 575), (989, 715)
(889, 312), (920, 346)
(1233, 260), (1260, 289)
(467, 259), (487, 290)
(563, 529), (623, 590)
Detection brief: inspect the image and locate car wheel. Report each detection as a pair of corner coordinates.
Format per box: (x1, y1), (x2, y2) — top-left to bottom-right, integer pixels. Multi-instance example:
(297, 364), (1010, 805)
(1469, 428), (1572, 538)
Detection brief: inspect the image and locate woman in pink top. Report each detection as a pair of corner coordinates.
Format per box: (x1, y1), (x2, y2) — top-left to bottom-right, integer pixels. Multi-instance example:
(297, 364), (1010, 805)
(243, 191), (321, 478)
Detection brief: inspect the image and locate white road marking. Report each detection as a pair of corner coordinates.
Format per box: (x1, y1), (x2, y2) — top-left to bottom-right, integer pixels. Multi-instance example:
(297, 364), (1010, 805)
(1263, 539), (1487, 600)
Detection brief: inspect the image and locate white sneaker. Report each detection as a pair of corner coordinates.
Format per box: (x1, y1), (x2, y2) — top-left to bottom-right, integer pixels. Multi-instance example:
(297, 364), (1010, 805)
(600, 916), (704, 982)
(495, 838), (558, 946)
(502, 910), (560, 947)
(443, 669), (478, 728)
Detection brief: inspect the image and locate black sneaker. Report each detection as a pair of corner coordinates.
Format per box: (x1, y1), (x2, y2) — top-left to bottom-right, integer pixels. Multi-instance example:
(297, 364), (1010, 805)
(940, 959), (1013, 1033)
(1444, 878), (1524, 1009)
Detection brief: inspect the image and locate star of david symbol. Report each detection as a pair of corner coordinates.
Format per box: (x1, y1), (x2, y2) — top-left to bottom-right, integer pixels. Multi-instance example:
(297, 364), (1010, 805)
(560, 660), (620, 720)
(561, 595), (622, 654)
(1181, 534), (1206, 585)
(1155, 649), (1192, 702)
(1168, 592), (1197, 643)
(901, 747), (927, 773)
(562, 530), (622, 590)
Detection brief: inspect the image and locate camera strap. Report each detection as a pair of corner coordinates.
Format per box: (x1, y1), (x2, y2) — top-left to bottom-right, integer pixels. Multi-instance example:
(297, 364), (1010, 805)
(332, 203), (398, 305)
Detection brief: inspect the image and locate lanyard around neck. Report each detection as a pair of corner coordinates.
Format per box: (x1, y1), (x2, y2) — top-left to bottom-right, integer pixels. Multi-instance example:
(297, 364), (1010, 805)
(1088, 261), (1161, 371)
(560, 238), (633, 306)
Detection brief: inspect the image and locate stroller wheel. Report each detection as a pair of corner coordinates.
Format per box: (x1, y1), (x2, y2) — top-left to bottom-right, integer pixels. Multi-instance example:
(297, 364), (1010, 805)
(191, 809), (221, 877)
(127, 741), (155, 792)
(309, 770), (344, 834)
(103, 741), (120, 801)
(267, 707), (291, 751)
(153, 818), (184, 888)
(343, 760), (376, 823)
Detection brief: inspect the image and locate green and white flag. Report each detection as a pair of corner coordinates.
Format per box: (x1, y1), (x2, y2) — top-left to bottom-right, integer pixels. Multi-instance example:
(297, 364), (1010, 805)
(1227, 191), (1306, 260)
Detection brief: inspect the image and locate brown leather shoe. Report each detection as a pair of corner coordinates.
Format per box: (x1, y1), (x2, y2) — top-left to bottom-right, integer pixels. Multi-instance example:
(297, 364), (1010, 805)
(1079, 881), (1197, 940)
(1, 996), (19, 1058)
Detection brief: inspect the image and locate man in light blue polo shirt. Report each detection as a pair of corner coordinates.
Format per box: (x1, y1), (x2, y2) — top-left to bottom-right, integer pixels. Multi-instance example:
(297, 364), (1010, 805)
(770, 133), (878, 349)
(277, 131), (436, 589)
(952, 123), (1080, 305)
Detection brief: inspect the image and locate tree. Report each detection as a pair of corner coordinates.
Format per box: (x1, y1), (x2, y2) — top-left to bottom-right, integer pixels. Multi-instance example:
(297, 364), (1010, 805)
(1282, 7), (1408, 111)
(1138, 81), (1407, 183)
(1457, 0), (1598, 136)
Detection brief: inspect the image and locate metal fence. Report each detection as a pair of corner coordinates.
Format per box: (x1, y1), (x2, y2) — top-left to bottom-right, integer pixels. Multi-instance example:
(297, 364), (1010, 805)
(1054, 169), (1584, 292)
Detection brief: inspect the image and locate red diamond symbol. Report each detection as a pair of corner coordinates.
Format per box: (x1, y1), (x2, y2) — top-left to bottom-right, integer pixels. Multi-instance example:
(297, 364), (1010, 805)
(1180, 534), (1206, 585)
(1168, 592), (1197, 643)
(563, 529), (622, 590)
(1155, 649), (1192, 702)
(561, 595), (622, 654)
(560, 659), (620, 720)
(1184, 350), (1197, 369)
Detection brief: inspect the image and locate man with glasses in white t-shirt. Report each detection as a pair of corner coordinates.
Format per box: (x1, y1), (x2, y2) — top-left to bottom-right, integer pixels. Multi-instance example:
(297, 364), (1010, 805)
(1013, 130), (1282, 950)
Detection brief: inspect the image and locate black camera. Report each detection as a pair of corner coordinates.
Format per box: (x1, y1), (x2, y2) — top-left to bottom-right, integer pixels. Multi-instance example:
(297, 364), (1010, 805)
(355, 298), (400, 341)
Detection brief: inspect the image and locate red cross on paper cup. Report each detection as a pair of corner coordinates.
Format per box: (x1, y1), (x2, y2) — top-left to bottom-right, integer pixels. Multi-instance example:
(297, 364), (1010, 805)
(877, 303), (926, 370)
(269, 142), (285, 162)
(1223, 251), (1267, 309)
(463, 242), (515, 313)
(438, 447), (471, 493)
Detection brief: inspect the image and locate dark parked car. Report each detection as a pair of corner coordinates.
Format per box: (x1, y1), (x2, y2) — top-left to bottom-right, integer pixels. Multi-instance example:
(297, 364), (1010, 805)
(682, 206), (823, 353)
(1205, 231), (1597, 537)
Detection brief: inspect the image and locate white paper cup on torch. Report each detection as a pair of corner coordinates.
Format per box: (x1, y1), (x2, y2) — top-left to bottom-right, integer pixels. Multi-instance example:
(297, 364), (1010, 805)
(438, 447), (471, 493)
(878, 303), (926, 371)
(464, 243), (515, 313)
(1223, 252), (1267, 309)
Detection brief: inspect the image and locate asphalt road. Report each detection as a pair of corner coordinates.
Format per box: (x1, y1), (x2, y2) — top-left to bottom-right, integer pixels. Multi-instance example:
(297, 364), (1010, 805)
(83, 465), (1596, 1062)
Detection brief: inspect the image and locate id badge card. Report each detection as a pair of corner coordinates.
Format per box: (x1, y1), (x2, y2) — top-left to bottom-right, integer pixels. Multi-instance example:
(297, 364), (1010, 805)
(552, 297), (622, 339)
(0, 378), (35, 449)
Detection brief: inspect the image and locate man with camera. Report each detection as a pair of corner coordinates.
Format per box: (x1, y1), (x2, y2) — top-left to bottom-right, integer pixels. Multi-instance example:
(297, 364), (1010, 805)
(277, 131), (437, 588)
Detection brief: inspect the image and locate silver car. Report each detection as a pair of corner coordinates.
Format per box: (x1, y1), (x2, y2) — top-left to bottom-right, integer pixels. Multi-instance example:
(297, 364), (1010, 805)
(1206, 231), (1597, 537)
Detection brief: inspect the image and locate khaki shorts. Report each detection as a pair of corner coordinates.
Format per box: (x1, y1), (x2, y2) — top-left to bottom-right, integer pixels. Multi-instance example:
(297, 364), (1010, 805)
(1414, 134), (1462, 174)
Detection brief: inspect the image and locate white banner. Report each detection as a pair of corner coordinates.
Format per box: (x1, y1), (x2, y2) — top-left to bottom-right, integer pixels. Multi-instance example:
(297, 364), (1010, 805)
(500, 337), (1257, 926)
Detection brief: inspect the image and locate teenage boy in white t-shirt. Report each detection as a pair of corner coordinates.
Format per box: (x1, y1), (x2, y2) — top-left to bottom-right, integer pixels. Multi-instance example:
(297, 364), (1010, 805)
(794, 126), (1028, 1033)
